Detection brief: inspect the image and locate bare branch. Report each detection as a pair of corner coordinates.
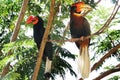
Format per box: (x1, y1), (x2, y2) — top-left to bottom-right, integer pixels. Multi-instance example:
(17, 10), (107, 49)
(32, 0), (55, 80)
(116, 63), (120, 67)
(93, 4), (120, 35)
(47, 2), (120, 44)
(93, 66), (120, 80)
(10, 0), (29, 42)
(95, 0), (102, 5)
(91, 1), (120, 72)
(91, 43), (120, 71)
(1, 0), (29, 77)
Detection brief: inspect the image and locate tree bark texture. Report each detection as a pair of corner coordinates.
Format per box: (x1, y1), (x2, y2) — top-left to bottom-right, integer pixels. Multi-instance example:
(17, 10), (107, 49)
(32, 0), (55, 80)
(1, 0), (29, 77)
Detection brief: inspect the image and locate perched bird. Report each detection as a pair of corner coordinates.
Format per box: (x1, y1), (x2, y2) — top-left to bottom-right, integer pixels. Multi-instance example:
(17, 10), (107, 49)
(26, 15), (53, 77)
(70, 2), (92, 78)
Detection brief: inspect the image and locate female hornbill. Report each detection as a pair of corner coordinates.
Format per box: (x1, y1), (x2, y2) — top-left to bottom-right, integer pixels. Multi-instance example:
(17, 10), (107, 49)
(26, 15), (53, 77)
(70, 2), (92, 78)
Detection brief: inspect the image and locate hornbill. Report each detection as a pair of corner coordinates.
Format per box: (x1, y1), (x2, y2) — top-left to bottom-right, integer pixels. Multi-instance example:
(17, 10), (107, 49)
(70, 2), (92, 78)
(26, 15), (53, 77)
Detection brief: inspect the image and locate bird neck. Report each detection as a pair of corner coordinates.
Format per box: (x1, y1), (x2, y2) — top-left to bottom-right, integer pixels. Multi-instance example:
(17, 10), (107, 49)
(70, 12), (84, 22)
(33, 22), (44, 29)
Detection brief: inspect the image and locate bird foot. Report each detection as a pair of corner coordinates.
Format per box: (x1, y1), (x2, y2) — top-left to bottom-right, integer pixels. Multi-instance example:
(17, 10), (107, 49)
(79, 36), (84, 41)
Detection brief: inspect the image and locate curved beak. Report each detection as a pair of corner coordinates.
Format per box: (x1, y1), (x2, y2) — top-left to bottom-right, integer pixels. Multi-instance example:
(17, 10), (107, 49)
(80, 4), (92, 16)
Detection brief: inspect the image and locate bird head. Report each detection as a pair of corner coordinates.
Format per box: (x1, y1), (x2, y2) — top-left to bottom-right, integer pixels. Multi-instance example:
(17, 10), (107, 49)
(26, 15), (39, 25)
(70, 2), (92, 16)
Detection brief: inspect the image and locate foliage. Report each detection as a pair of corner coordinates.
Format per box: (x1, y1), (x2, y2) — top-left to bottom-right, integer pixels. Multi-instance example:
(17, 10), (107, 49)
(0, 0), (120, 80)
(0, 0), (78, 80)
(88, 4), (120, 62)
(108, 75), (120, 80)
(1, 72), (20, 80)
(51, 45), (76, 80)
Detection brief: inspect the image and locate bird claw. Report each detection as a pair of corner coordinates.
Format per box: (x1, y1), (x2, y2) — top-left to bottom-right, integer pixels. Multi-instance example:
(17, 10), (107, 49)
(80, 36), (84, 41)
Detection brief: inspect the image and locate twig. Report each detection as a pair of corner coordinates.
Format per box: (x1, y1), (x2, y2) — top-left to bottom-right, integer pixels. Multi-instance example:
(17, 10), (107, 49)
(95, 0), (102, 5)
(91, 0), (120, 72)
(32, 0), (55, 80)
(63, 22), (70, 39)
(95, 0), (120, 35)
(93, 65), (120, 80)
(79, 1), (120, 80)
(91, 43), (120, 71)
(47, 2), (120, 43)
(1, 0), (29, 77)
(10, 0), (29, 42)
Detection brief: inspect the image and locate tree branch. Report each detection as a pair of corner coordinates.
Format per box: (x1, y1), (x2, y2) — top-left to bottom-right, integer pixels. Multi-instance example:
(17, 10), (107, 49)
(91, 0), (120, 72)
(1, 0), (29, 77)
(94, 1), (120, 36)
(47, 1), (120, 44)
(79, 44), (120, 80)
(91, 43), (120, 71)
(10, 0), (29, 42)
(93, 65), (120, 80)
(79, 2), (120, 79)
(95, 0), (102, 5)
(32, 0), (55, 80)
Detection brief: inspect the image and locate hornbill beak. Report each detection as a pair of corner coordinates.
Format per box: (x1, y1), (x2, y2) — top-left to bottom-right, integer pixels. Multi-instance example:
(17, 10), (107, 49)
(80, 4), (92, 15)
(72, 2), (92, 16)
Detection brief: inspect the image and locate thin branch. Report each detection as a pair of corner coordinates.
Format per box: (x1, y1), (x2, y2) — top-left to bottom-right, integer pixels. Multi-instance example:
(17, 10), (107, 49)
(79, 43), (120, 80)
(116, 63), (120, 67)
(93, 65), (120, 80)
(95, 0), (102, 5)
(47, 3), (120, 44)
(91, 43), (120, 71)
(32, 0), (55, 80)
(93, 4), (120, 35)
(79, 2), (120, 80)
(1, 0), (29, 77)
(91, 1), (120, 72)
(10, 0), (29, 42)
(63, 22), (70, 39)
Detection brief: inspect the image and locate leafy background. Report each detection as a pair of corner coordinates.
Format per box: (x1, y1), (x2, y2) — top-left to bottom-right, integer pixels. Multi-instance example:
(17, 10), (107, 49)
(0, 0), (120, 80)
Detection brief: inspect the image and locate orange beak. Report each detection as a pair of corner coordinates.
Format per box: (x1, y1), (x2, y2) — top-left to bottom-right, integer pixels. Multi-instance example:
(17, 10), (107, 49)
(79, 4), (92, 15)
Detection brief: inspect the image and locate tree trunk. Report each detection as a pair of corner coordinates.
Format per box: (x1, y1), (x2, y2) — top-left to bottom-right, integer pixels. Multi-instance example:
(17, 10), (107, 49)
(1, 0), (29, 77)
(32, 0), (55, 80)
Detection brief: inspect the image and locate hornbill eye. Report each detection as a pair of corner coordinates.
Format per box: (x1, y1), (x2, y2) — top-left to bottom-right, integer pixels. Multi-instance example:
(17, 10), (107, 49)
(70, 6), (81, 14)
(70, 6), (76, 11)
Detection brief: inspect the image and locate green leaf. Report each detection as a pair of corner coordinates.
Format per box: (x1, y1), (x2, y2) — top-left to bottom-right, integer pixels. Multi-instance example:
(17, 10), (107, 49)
(0, 54), (15, 70)
(1, 72), (20, 80)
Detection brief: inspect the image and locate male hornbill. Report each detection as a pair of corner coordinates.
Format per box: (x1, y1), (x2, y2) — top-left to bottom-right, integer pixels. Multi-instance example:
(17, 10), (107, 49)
(70, 2), (92, 78)
(26, 15), (53, 77)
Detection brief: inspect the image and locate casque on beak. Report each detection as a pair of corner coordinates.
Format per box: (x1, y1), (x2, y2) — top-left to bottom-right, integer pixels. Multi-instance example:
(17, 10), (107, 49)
(80, 4), (92, 16)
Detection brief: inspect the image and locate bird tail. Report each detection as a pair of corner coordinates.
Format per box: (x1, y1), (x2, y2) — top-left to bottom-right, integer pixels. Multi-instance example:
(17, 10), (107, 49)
(78, 41), (90, 78)
(44, 57), (52, 76)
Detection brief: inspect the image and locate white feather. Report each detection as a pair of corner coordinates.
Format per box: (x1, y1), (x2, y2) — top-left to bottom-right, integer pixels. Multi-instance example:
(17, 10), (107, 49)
(78, 46), (90, 78)
(45, 57), (52, 73)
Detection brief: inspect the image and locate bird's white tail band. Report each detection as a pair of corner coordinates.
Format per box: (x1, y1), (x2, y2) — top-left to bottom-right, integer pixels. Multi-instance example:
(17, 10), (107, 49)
(78, 45), (90, 78)
(45, 57), (52, 73)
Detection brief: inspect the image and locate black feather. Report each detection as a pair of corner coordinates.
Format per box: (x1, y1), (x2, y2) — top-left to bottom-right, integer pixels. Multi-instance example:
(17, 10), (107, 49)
(33, 16), (53, 60)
